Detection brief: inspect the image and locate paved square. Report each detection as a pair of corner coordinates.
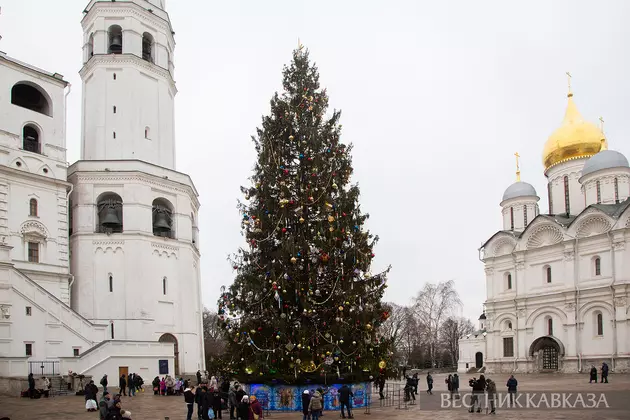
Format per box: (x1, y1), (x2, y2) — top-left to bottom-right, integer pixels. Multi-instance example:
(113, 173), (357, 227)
(1, 373), (629, 420)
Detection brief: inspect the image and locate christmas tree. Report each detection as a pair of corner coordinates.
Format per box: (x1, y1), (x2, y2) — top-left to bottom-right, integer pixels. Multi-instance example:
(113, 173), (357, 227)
(218, 46), (391, 384)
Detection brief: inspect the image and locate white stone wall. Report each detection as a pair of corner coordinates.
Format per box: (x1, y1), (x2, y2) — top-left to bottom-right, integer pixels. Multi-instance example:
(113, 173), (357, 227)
(501, 198), (539, 232)
(68, 160), (204, 375)
(80, 1), (176, 169)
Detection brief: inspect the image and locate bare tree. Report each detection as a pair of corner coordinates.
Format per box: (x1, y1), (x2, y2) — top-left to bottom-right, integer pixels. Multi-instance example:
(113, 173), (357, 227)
(440, 317), (475, 367)
(203, 307), (226, 364)
(412, 280), (462, 367)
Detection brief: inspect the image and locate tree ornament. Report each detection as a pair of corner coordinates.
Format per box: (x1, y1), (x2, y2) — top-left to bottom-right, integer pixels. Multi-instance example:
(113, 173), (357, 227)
(291, 257), (297, 264)
(299, 217), (305, 223)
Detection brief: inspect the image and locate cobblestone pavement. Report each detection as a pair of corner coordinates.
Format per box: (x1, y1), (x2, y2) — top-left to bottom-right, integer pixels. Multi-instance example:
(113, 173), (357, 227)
(1, 373), (629, 420)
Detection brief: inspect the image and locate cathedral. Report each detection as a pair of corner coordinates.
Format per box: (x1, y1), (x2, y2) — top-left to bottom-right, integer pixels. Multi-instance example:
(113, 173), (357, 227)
(0, 0), (205, 386)
(459, 81), (630, 374)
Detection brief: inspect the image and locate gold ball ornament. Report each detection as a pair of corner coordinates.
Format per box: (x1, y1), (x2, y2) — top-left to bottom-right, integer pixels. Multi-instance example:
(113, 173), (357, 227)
(291, 257), (297, 264)
(329, 227), (334, 232)
(379, 361), (386, 369)
(289, 135), (294, 141)
(366, 323), (373, 330)
(332, 183), (338, 189)
(299, 217), (305, 223)
(328, 215), (335, 222)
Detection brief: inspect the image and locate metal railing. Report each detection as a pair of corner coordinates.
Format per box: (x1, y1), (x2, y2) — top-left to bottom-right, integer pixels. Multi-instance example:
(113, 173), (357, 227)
(29, 361), (60, 376)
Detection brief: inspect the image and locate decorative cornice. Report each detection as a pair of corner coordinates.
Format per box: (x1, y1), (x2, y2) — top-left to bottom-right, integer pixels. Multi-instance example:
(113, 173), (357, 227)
(152, 242), (179, 252)
(92, 240), (124, 247)
(80, 54), (176, 94)
(72, 174), (196, 203)
(20, 220), (48, 238)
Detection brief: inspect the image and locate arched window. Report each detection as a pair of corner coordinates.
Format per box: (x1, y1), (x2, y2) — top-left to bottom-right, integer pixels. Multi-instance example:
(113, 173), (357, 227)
(22, 125), (41, 154)
(507, 321), (512, 330)
(108, 274), (113, 293)
(97, 192), (123, 233)
(145, 127), (150, 139)
(596, 181), (601, 204)
(547, 318), (553, 336)
(87, 33), (94, 60)
(596, 312), (603, 336)
(506, 273), (512, 290)
(152, 198), (174, 238)
(545, 265), (552, 283)
(29, 198), (38, 217)
(523, 205), (528, 226)
(11, 83), (52, 116)
(108, 25), (123, 54)
(191, 212), (198, 247)
(595, 257), (601, 276)
(142, 32), (154, 62)
(614, 178), (619, 203)
(564, 176), (570, 215)
(510, 207), (514, 230)
(163, 277), (167, 295)
(547, 183), (553, 214)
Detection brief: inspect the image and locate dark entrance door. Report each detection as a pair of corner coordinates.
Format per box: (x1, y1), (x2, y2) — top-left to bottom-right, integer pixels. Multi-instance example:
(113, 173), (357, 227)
(159, 333), (179, 375)
(475, 352), (483, 369)
(542, 346), (558, 370)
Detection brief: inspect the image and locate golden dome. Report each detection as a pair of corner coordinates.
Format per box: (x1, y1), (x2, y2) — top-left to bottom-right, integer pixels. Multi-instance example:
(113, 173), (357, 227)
(542, 91), (607, 171)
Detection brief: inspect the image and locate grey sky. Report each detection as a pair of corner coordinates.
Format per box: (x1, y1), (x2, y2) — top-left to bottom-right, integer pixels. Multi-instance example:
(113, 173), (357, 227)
(2, 0), (630, 322)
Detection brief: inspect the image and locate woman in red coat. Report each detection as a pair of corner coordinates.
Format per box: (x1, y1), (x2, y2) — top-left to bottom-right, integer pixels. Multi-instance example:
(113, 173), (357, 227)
(248, 395), (263, 420)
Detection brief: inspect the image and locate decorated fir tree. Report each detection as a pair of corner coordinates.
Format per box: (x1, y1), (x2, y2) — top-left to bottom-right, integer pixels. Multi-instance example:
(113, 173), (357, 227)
(218, 46), (391, 384)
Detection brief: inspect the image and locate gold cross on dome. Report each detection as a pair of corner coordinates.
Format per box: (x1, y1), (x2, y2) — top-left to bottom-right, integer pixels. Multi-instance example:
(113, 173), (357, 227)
(566, 72), (572, 91)
(599, 116), (605, 131)
(515, 152), (521, 182)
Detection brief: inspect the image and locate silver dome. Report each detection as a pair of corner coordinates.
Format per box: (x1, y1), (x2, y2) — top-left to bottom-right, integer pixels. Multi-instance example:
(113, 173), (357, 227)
(502, 181), (537, 202)
(581, 150), (629, 179)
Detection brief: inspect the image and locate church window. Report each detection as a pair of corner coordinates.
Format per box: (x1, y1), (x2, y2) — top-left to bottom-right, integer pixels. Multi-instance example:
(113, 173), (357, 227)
(596, 312), (603, 336)
(145, 127), (150, 139)
(107, 25), (123, 54)
(110, 322), (115, 339)
(27, 242), (39, 263)
(142, 32), (154, 63)
(113, 106), (117, 114)
(25, 343), (33, 357)
(113, 132), (116, 139)
(87, 33), (94, 61)
(73, 348), (80, 357)
(564, 176), (570, 215)
(109, 275), (113, 293)
(113, 73), (117, 81)
(596, 181), (601, 204)
(595, 257), (601, 276)
(523, 205), (528, 226)
(510, 207), (514, 230)
(25, 307), (32, 316)
(503, 337), (514, 357)
(29, 199), (38, 217)
(545, 265), (552, 283)
(547, 318), (553, 336)
(23, 125), (41, 154)
(11, 83), (52, 117)
(506, 273), (512, 290)
(547, 183), (553, 214)
(614, 178), (619, 203)
(507, 322), (512, 330)
(163, 277), (167, 295)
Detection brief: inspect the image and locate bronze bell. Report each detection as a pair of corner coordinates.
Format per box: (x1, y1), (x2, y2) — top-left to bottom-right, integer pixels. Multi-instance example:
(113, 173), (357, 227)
(100, 207), (121, 227)
(153, 212), (171, 231)
(109, 36), (122, 54)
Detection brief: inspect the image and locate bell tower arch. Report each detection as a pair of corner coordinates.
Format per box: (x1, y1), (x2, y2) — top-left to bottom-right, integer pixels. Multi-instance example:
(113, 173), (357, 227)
(80, 0), (176, 169)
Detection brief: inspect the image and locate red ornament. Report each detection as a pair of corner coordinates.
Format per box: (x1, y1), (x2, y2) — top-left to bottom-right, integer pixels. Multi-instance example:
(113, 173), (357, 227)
(282, 228), (287, 233)
(258, 327), (263, 331)
(284, 169), (289, 175)
(371, 253), (375, 258)
(311, 173), (316, 177)
(342, 212), (346, 217)
(233, 266), (238, 270)
(289, 200), (295, 205)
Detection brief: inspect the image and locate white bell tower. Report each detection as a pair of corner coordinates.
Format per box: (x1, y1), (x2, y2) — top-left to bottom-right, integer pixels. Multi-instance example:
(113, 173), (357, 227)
(80, 0), (176, 169)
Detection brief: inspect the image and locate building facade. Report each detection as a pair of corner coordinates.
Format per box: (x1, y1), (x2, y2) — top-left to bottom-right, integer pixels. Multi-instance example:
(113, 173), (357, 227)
(0, 0), (204, 387)
(459, 86), (630, 374)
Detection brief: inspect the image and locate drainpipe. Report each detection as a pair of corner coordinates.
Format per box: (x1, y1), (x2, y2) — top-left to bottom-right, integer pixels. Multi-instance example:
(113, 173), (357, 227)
(607, 232), (617, 371)
(66, 184), (74, 305)
(510, 236), (519, 373)
(574, 236), (581, 372)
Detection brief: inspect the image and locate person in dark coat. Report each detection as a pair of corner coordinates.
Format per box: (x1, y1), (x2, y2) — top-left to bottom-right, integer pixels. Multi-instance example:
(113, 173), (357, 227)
(506, 374), (517, 406)
(301, 390), (311, 420)
(237, 395), (249, 420)
(249, 395), (263, 420)
(377, 376), (385, 400)
(212, 386), (222, 419)
(452, 374), (460, 398)
(197, 370), (202, 385)
(196, 386), (207, 420)
(85, 380), (99, 401)
(589, 365), (598, 383)
(201, 386), (213, 420)
(27, 373), (36, 399)
(184, 385), (196, 420)
(119, 374), (127, 396)
(338, 384), (353, 419)
(426, 372), (433, 395)
(601, 362), (609, 383)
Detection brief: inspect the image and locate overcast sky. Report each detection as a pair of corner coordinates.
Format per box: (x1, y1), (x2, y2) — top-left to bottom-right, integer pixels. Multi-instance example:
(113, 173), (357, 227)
(2, 0), (630, 322)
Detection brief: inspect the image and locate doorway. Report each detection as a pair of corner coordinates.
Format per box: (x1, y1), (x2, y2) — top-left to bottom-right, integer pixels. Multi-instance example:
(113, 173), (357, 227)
(118, 366), (128, 386)
(475, 352), (483, 369)
(159, 333), (179, 375)
(542, 346), (559, 370)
